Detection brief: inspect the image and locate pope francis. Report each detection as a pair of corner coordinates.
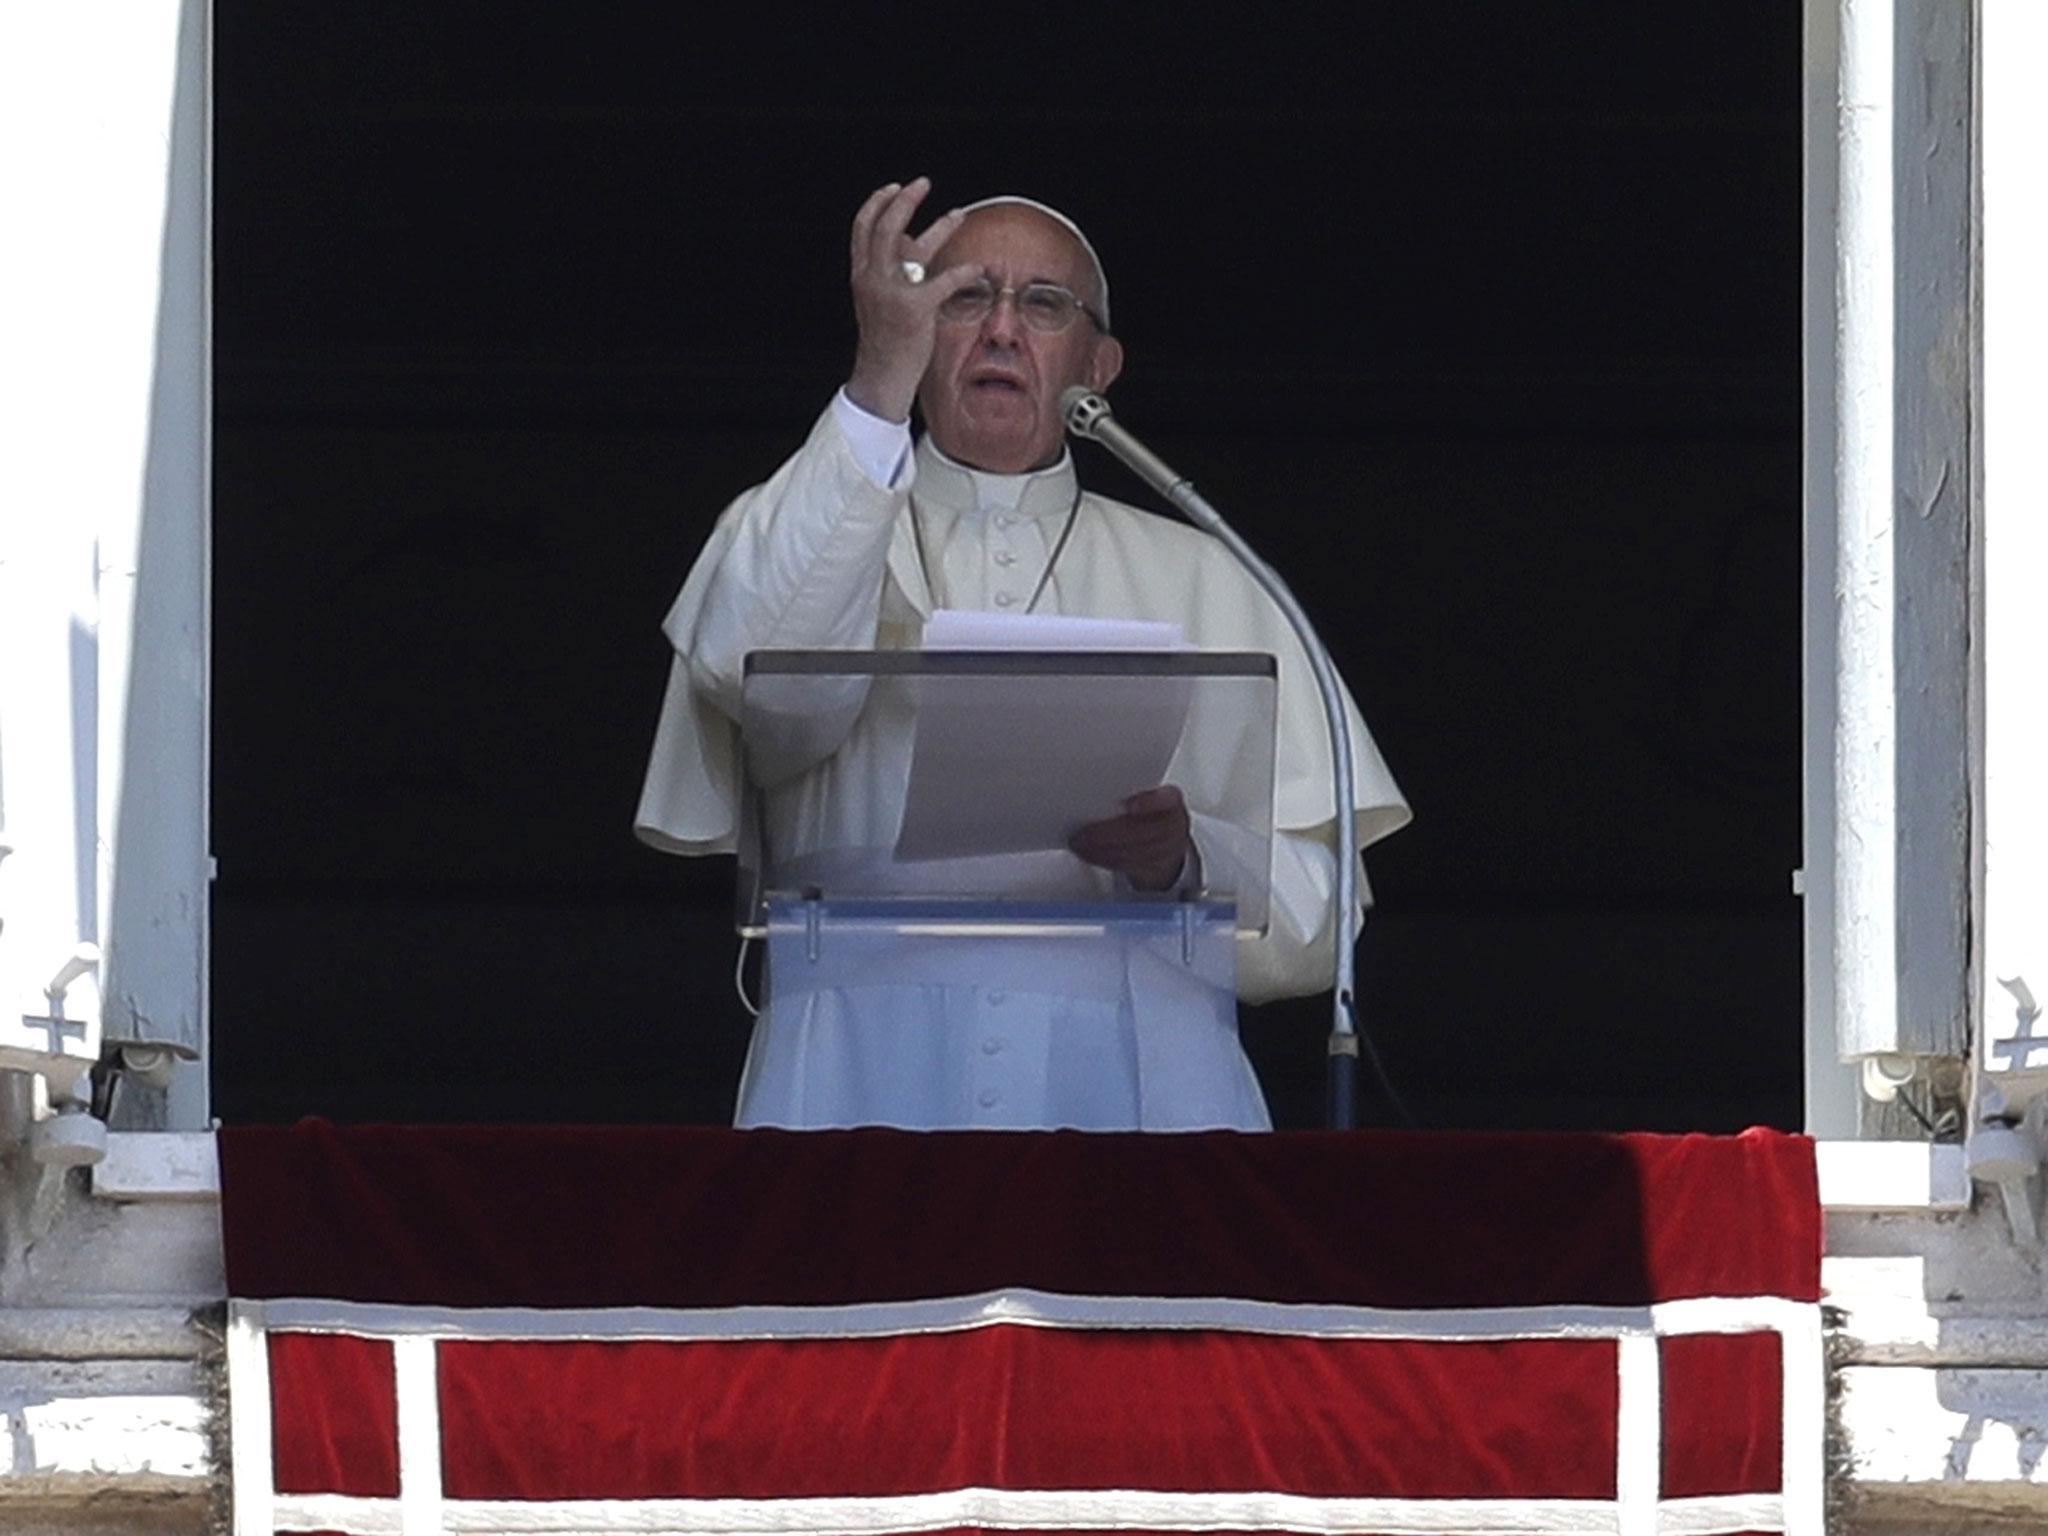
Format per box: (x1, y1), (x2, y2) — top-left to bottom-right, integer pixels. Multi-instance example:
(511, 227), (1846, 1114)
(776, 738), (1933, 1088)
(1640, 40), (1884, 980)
(636, 180), (1409, 1131)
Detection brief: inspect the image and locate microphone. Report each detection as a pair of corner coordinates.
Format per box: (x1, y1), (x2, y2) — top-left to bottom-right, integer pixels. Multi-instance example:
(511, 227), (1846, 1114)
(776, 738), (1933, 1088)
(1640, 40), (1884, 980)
(1059, 387), (1211, 526)
(1060, 385), (1391, 1131)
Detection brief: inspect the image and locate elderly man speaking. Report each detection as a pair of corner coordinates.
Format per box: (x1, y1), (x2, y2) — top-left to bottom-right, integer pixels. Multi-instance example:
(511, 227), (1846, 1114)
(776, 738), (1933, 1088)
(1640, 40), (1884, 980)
(637, 179), (1408, 1131)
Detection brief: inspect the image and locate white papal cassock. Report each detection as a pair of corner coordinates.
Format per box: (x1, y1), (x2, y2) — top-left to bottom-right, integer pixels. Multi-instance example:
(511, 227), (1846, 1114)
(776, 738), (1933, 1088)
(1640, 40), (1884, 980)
(636, 393), (1410, 1131)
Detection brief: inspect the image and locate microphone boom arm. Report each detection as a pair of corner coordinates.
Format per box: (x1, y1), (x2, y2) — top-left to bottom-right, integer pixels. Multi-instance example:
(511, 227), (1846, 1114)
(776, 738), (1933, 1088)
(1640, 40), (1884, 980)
(1061, 388), (1367, 1129)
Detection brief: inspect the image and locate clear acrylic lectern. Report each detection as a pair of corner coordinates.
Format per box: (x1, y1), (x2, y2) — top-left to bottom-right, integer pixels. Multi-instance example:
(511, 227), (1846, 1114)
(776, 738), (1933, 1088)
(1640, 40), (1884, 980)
(735, 650), (1278, 1022)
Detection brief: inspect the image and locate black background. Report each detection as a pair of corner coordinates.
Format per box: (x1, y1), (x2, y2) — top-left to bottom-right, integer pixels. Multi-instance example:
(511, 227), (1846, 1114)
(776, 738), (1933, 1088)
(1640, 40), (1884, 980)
(211, 4), (1804, 1130)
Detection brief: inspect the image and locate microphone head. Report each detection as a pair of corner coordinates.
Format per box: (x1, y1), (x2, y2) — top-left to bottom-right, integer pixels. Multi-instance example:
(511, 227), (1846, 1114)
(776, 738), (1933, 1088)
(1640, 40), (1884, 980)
(1060, 386), (1112, 439)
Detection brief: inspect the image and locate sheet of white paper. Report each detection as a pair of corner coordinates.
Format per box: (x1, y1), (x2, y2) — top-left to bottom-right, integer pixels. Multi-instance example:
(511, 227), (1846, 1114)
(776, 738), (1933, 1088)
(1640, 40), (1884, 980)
(894, 610), (1193, 862)
(921, 608), (1185, 652)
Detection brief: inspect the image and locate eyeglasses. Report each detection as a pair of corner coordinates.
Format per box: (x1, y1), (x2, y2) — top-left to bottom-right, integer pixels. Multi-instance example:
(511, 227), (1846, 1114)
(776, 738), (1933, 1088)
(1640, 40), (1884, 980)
(937, 279), (1105, 334)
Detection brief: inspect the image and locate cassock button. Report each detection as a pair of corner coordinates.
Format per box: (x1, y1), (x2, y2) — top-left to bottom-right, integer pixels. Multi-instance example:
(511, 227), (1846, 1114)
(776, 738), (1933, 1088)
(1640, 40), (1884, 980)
(994, 592), (1016, 608)
(977, 1088), (1000, 1108)
(994, 550), (1017, 567)
(982, 1037), (1004, 1055)
(994, 514), (1013, 529)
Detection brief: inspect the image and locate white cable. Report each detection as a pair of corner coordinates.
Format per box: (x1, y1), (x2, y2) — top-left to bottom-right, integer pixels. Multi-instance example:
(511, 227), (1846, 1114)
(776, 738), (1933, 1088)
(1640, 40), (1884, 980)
(733, 935), (760, 1018)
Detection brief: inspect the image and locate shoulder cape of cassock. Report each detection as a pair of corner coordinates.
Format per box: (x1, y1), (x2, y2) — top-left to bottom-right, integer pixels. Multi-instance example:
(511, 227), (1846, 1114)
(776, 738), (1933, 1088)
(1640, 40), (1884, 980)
(634, 409), (1410, 858)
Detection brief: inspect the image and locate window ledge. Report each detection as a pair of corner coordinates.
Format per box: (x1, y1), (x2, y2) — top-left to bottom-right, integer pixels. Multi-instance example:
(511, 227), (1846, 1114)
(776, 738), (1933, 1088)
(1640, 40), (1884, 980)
(90, 1133), (218, 1205)
(1814, 1140), (1968, 1214)
(87, 1133), (1969, 1213)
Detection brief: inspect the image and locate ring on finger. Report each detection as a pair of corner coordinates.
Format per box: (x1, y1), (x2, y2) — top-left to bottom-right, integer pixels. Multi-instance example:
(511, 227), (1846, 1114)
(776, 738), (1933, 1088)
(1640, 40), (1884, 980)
(900, 259), (926, 284)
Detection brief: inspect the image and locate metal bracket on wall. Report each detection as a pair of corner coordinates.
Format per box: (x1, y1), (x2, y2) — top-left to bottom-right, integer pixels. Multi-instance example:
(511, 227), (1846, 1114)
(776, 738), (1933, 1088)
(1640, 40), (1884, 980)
(1966, 977), (2048, 1246)
(0, 943), (110, 1168)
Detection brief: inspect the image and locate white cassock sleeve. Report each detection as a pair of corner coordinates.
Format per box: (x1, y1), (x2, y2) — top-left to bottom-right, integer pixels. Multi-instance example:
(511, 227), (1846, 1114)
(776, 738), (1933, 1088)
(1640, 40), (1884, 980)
(1235, 828), (1358, 1005)
(828, 388), (914, 490)
(634, 400), (907, 853)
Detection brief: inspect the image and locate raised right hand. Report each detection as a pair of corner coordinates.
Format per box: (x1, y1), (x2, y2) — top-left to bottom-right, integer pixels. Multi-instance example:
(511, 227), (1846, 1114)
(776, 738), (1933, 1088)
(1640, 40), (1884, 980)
(844, 178), (981, 423)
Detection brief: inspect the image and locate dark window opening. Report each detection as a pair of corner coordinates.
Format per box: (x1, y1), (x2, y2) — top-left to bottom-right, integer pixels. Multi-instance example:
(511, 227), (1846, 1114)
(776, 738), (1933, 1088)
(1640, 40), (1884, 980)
(211, 6), (1804, 1131)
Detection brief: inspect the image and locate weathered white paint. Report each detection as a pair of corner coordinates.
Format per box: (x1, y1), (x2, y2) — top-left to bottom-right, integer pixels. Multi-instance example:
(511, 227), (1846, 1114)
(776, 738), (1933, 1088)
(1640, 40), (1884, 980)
(1841, 1365), (2048, 1485)
(0, 1307), (206, 1361)
(1802, 0), (1859, 1137)
(0, 1359), (206, 1475)
(1824, 1252), (2048, 1368)
(1815, 1139), (1971, 1211)
(0, 1), (211, 1133)
(1831, 0), (1899, 1067)
(3, 1396), (208, 1481)
(0, 359), (104, 1100)
(1888, 0), (1974, 1072)
(13, 1182), (224, 1306)
(1976, 3), (2048, 1124)
(91, 1131), (220, 1204)
(1808, 0), (1975, 1114)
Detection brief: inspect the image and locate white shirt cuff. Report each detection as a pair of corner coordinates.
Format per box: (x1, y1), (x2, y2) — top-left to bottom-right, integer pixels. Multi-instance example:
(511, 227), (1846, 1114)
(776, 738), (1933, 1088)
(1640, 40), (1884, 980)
(832, 388), (915, 490)
(1114, 841), (1203, 899)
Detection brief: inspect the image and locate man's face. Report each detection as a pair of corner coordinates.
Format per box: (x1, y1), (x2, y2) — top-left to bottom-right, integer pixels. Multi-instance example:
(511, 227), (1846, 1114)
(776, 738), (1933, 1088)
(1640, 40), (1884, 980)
(918, 206), (1124, 474)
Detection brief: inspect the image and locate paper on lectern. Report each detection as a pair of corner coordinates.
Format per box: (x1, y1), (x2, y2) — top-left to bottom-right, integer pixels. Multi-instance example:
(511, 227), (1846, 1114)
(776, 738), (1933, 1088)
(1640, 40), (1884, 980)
(893, 610), (1192, 862)
(919, 609), (1184, 652)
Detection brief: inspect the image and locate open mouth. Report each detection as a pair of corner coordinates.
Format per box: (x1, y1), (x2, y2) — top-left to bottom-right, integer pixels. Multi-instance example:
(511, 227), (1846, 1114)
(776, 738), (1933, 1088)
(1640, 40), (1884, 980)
(968, 373), (1027, 393)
